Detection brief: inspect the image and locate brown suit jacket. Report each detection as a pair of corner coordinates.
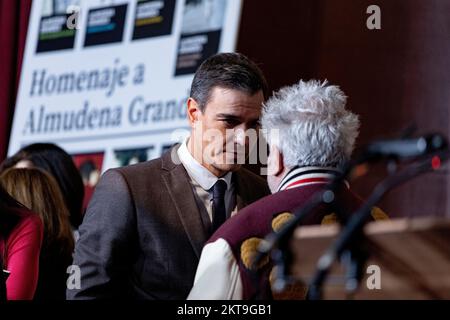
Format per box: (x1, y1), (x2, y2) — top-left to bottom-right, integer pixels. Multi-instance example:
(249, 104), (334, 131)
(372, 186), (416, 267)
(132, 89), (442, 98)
(67, 145), (270, 299)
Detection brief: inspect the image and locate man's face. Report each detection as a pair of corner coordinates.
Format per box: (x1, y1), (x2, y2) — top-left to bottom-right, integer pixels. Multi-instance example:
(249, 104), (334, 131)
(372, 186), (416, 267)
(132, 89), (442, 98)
(188, 87), (264, 177)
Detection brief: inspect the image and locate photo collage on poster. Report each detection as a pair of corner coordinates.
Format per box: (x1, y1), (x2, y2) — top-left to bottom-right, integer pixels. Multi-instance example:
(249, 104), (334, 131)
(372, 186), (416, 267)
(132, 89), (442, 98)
(36, 0), (177, 52)
(35, 0), (228, 76)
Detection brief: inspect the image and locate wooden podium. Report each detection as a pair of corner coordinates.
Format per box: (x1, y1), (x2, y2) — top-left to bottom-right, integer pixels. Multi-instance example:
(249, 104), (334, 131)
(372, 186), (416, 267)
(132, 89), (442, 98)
(288, 218), (450, 299)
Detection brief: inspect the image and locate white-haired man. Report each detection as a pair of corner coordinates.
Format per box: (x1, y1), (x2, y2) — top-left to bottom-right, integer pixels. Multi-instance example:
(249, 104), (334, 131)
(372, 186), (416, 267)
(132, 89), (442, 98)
(187, 80), (388, 300)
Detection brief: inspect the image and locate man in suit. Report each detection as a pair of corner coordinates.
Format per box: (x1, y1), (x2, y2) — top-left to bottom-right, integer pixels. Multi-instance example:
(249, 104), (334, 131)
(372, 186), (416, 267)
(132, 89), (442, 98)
(187, 79), (388, 300)
(67, 53), (271, 299)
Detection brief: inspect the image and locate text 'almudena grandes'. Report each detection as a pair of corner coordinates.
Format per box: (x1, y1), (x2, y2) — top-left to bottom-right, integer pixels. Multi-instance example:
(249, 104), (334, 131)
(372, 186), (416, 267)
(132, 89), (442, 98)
(23, 97), (188, 135)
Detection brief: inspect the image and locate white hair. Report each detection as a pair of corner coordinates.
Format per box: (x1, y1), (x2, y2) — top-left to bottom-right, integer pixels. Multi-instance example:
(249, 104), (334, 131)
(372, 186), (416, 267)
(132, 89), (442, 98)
(261, 79), (360, 168)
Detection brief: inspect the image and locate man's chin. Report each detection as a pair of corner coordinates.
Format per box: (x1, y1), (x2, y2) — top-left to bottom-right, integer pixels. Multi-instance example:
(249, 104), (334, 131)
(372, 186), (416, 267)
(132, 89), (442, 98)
(214, 163), (242, 173)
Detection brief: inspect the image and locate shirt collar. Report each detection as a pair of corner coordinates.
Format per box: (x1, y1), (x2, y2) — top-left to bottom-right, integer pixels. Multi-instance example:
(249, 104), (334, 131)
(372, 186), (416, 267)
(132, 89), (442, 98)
(177, 138), (232, 191)
(277, 166), (343, 192)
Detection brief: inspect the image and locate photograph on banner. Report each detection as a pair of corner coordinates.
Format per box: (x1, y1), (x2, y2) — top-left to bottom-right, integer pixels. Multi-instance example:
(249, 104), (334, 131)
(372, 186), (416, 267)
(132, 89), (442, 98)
(36, 0), (79, 53)
(112, 146), (158, 167)
(84, 3), (128, 47)
(175, 0), (227, 75)
(72, 152), (104, 211)
(132, 0), (176, 40)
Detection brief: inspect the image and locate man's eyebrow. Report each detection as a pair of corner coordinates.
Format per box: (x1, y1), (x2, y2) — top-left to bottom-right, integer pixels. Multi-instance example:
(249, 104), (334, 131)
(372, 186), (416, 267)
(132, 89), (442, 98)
(216, 114), (260, 124)
(216, 113), (242, 120)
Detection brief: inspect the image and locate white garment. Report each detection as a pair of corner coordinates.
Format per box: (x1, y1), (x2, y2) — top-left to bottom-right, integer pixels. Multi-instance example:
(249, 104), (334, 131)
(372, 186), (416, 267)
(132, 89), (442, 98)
(187, 167), (339, 300)
(188, 239), (243, 300)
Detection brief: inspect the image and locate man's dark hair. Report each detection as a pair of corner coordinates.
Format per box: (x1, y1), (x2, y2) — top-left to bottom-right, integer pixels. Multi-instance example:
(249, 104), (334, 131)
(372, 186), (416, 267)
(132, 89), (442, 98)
(190, 52), (269, 111)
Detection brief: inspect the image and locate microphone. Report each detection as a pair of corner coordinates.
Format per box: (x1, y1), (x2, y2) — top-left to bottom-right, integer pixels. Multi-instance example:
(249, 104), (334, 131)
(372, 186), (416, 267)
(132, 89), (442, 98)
(365, 134), (447, 159)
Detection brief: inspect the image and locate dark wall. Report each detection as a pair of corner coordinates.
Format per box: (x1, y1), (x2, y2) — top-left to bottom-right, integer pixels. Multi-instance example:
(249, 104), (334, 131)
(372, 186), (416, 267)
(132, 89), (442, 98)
(237, 0), (450, 218)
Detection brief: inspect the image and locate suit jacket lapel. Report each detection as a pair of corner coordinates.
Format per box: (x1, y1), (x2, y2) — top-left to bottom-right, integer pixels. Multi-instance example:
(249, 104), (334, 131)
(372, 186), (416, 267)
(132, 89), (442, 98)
(161, 145), (208, 259)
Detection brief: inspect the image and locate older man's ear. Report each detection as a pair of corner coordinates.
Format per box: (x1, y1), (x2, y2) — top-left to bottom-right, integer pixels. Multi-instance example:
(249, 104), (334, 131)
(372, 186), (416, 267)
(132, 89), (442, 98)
(267, 145), (285, 177)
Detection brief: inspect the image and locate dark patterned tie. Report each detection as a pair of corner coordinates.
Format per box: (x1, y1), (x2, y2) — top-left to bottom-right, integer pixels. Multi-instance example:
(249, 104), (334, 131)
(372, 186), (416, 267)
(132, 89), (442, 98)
(211, 179), (227, 233)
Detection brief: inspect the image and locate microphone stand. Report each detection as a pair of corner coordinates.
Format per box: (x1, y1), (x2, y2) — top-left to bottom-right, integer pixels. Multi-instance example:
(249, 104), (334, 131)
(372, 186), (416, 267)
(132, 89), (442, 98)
(307, 150), (449, 300)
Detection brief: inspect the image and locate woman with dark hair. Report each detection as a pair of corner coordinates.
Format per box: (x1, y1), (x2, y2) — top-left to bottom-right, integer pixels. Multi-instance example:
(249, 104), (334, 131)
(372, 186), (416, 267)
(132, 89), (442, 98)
(1, 168), (74, 300)
(0, 185), (43, 300)
(0, 143), (85, 229)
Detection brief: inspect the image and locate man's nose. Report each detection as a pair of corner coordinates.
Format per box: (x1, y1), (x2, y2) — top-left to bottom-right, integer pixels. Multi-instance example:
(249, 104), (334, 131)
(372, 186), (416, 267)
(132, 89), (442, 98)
(233, 128), (248, 146)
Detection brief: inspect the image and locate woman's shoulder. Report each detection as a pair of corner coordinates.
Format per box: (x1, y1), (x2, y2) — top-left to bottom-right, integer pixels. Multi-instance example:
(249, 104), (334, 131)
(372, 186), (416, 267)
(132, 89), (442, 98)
(8, 209), (43, 243)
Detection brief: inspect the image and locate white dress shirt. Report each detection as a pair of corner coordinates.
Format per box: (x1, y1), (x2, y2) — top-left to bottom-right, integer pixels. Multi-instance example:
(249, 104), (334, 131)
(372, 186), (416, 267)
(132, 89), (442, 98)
(177, 138), (238, 224)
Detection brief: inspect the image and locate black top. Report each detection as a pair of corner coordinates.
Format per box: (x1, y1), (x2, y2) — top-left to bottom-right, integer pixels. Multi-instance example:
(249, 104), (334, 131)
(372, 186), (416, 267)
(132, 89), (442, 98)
(34, 242), (73, 300)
